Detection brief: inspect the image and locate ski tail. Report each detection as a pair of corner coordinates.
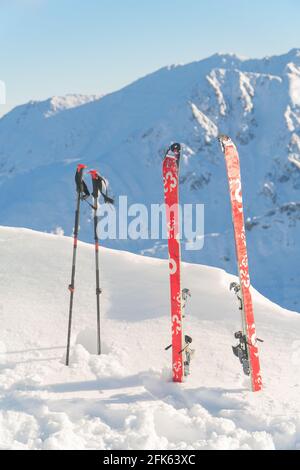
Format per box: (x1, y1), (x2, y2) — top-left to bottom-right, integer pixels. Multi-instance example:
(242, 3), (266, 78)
(219, 135), (262, 392)
(163, 143), (184, 382)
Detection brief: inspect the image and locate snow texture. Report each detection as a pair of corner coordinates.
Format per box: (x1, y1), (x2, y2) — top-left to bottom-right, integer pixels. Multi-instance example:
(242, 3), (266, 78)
(1, 50), (300, 312)
(0, 227), (299, 450)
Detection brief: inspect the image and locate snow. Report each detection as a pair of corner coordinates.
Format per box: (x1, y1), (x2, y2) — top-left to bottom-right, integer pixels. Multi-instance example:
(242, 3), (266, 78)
(289, 155), (300, 170)
(1, 49), (300, 312)
(44, 95), (102, 118)
(0, 226), (299, 450)
(287, 63), (300, 107)
(190, 103), (218, 139)
(206, 71), (227, 116)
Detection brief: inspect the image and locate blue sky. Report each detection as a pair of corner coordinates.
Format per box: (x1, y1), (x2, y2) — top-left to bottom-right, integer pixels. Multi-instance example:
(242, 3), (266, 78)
(0, 0), (299, 116)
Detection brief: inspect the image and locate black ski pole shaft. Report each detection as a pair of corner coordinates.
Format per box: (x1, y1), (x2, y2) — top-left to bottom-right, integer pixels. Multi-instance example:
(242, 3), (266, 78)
(94, 196), (101, 356)
(66, 164), (87, 366)
(89, 170), (102, 355)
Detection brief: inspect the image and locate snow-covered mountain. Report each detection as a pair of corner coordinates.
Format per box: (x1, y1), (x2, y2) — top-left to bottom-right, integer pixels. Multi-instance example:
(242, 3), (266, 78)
(0, 227), (299, 449)
(1, 50), (300, 311)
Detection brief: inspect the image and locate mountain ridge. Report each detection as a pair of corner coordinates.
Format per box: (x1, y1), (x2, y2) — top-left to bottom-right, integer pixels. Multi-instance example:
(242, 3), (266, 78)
(0, 49), (300, 311)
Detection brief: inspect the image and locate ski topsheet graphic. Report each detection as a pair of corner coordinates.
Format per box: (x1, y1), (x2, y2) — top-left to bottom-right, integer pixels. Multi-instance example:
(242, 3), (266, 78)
(219, 135), (262, 392)
(163, 143), (183, 382)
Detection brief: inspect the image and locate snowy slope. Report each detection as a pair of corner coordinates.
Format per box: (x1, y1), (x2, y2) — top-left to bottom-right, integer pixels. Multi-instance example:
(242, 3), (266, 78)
(1, 50), (300, 311)
(0, 226), (299, 450)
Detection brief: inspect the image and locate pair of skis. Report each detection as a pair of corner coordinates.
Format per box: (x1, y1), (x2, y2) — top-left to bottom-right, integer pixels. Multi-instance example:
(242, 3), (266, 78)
(163, 137), (262, 391)
(65, 164), (113, 366)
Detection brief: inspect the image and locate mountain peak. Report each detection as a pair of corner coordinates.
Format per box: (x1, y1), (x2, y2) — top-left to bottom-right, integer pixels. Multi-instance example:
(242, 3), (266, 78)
(212, 51), (248, 62)
(46, 94), (101, 117)
(287, 48), (300, 57)
(0, 93), (101, 123)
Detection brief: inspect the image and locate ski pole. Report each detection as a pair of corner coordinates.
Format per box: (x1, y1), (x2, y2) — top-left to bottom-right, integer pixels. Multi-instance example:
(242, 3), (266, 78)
(88, 170), (102, 356)
(88, 169), (114, 355)
(66, 164), (88, 366)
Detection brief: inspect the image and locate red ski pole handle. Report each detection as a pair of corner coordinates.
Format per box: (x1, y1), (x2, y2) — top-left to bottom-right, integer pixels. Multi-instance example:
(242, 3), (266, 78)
(77, 164), (87, 172)
(88, 169), (99, 180)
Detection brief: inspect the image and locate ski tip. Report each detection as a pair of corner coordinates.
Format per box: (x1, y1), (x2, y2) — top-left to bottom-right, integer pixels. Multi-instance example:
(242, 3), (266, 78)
(164, 142), (181, 159)
(218, 134), (230, 143)
(170, 143), (181, 153)
(218, 134), (235, 152)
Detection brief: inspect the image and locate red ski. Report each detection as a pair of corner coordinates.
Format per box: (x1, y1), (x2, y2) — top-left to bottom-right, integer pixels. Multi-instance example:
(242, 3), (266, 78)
(219, 135), (262, 392)
(163, 143), (183, 382)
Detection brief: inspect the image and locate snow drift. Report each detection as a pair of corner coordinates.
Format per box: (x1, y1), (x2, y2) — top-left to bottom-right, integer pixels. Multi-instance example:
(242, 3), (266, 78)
(0, 226), (299, 450)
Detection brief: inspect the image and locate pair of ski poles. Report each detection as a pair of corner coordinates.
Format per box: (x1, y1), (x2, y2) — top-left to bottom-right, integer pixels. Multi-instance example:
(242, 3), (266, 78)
(65, 164), (113, 366)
